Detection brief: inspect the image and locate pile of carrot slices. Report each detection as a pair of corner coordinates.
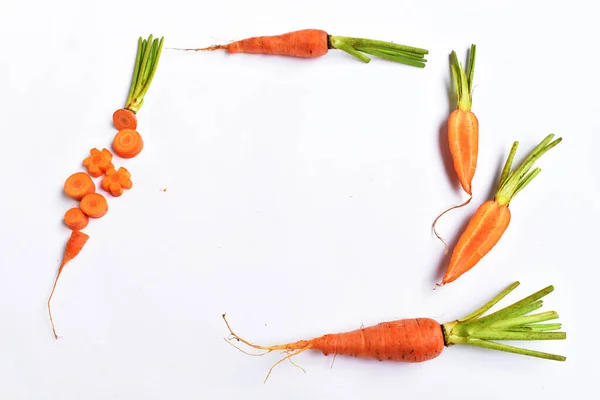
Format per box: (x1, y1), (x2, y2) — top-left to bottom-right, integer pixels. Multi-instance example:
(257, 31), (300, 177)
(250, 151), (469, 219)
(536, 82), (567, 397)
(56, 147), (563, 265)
(48, 34), (164, 339)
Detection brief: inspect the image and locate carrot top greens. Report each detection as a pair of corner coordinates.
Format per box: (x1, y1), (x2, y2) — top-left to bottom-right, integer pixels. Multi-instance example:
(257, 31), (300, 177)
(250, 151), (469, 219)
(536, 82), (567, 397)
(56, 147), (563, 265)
(443, 281), (566, 361)
(495, 134), (562, 206)
(124, 34), (165, 113)
(450, 44), (476, 111)
(328, 36), (429, 67)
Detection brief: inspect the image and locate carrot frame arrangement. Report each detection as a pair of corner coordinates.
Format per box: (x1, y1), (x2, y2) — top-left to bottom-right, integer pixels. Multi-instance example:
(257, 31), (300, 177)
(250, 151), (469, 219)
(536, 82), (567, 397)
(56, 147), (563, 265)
(224, 281), (566, 383)
(172, 28), (429, 68)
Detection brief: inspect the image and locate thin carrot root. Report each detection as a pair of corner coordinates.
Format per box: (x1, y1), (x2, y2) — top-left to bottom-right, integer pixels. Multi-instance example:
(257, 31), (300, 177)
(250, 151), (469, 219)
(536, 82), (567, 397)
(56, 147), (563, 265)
(432, 194), (472, 253)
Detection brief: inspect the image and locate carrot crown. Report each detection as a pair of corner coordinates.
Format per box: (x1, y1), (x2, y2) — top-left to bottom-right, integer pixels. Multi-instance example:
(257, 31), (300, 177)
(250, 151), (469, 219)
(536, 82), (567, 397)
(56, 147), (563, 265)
(495, 134), (562, 206)
(442, 281), (566, 361)
(450, 45), (476, 111)
(328, 36), (428, 68)
(125, 34), (165, 113)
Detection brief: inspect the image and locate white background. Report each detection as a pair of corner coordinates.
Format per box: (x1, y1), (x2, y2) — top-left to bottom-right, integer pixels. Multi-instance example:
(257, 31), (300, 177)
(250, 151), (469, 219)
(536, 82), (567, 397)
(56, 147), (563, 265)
(1, 0), (598, 399)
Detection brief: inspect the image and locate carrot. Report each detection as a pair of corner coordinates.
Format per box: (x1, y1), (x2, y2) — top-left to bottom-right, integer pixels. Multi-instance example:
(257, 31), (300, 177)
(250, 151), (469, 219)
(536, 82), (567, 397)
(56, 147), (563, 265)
(64, 172), (95, 200)
(438, 134), (562, 286)
(48, 229), (90, 339)
(80, 192), (109, 218)
(112, 128), (144, 159)
(83, 148), (114, 177)
(101, 167), (132, 197)
(113, 34), (164, 129)
(224, 281), (566, 382)
(432, 45), (478, 251)
(170, 29), (429, 67)
(63, 207), (89, 230)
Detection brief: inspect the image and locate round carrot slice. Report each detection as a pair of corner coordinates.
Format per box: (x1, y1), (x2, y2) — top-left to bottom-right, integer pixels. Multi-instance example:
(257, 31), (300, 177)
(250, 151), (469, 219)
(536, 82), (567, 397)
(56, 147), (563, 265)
(113, 108), (137, 130)
(64, 172), (95, 200)
(112, 129), (144, 159)
(80, 193), (109, 218)
(64, 207), (89, 230)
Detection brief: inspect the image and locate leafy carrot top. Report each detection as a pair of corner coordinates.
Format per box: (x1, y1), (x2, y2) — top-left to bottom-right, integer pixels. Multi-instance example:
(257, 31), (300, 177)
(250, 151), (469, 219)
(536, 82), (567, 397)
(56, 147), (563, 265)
(125, 35), (164, 113)
(450, 45), (476, 111)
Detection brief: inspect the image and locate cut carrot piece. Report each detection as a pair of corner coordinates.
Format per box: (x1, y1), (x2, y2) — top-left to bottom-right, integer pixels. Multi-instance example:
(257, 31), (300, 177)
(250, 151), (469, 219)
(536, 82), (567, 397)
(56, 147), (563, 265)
(112, 129), (144, 159)
(101, 167), (133, 197)
(113, 108), (137, 130)
(80, 193), (108, 218)
(83, 148), (114, 178)
(64, 172), (95, 200)
(64, 207), (89, 230)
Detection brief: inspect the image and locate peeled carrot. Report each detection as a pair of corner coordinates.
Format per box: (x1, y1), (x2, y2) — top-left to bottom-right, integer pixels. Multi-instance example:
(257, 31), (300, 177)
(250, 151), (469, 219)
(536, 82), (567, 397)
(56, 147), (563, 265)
(83, 148), (114, 178)
(101, 167), (132, 197)
(171, 29), (429, 67)
(63, 207), (89, 230)
(225, 281), (566, 382)
(112, 129), (144, 159)
(80, 193), (109, 218)
(433, 45), (478, 251)
(64, 172), (95, 200)
(48, 229), (90, 339)
(439, 134), (562, 286)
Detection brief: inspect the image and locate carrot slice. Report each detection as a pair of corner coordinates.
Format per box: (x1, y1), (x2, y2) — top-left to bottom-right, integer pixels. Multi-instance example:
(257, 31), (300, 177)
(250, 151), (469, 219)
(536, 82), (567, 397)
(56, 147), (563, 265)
(83, 148), (114, 178)
(113, 108), (137, 130)
(63, 207), (89, 230)
(64, 172), (95, 200)
(101, 167), (133, 197)
(112, 129), (144, 159)
(80, 193), (108, 218)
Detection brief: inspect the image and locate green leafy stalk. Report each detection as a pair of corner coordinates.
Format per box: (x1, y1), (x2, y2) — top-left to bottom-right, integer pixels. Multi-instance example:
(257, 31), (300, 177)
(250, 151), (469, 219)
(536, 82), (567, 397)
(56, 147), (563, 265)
(495, 134), (562, 206)
(124, 34), (165, 113)
(328, 35), (428, 68)
(449, 44), (476, 111)
(443, 281), (567, 362)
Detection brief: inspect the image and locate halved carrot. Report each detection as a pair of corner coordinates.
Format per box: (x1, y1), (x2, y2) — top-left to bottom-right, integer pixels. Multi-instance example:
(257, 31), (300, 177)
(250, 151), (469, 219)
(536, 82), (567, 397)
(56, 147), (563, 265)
(113, 108), (137, 131)
(101, 167), (132, 197)
(80, 193), (109, 218)
(112, 129), (144, 159)
(83, 148), (114, 178)
(63, 207), (89, 230)
(64, 172), (95, 200)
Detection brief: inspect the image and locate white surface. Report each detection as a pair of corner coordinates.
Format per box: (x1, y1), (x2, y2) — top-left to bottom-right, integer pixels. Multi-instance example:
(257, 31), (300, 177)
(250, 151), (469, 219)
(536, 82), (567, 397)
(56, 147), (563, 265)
(1, 0), (598, 398)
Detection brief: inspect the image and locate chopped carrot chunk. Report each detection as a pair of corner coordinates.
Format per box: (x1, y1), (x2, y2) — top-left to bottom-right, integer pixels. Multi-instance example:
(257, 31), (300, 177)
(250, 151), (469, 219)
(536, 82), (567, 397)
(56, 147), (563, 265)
(83, 148), (114, 178)
(101, 167), (133, 197)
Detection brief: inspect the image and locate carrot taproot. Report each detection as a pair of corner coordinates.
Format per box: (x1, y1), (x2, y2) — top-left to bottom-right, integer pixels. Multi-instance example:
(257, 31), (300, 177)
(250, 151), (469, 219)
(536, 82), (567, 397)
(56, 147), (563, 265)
(113, 108), (137, 131)
(438, 134), (562, 286)
(63, 207), (89, 230)
(112, 129), (144, 159)
(171, 29), (429, 67)
(64, 172), (95, 200)
(224, 281), (566, 382)
(80, 192), (108, 218)
(101, 167), (132, 197)
(83, 148), (114, 178)
(433, 45), (478, 252)
(48, 229), (90, 339)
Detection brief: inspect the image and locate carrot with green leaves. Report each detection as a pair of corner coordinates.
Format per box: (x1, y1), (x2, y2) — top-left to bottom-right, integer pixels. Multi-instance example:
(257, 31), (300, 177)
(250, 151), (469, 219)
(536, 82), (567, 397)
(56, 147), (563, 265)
(433, 45), (478, 251)
(224, 281), (566, 383)
(438, 134), (562, 286)
(170, 29), (429, 67)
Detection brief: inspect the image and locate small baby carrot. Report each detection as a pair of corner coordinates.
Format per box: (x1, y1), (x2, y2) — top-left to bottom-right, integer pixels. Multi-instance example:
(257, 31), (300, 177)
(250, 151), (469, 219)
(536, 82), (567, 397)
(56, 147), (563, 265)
(83, 148), (114, 178)
(48, 229), (90, 339)
(101, 167), (133, 197)
(112, 129), (144, 159)
(63, 207), (89, 230)
(80, 193), (109, 218)
(64, 172), (95, 200)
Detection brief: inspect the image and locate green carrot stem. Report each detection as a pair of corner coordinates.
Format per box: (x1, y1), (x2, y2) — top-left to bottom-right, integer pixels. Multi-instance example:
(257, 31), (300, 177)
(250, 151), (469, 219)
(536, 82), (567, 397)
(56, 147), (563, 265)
(458, 281), (520, 323)
(355, 47), (426, 61)
(455, 337), (567, 362)
(488, 311), (559, 329)
(328, 35), (428, 67)
(136, 37), (164, 102)
(356, 48), (426, 68)
(126, 37), (144, 107)
(124, 34), (164, 113)
(498, 141), (519, 189)
(333, 42), (371, 63)
(450, 45), (476, 111)
(507, 323), (562, 332)
(467, 44), (476, 93)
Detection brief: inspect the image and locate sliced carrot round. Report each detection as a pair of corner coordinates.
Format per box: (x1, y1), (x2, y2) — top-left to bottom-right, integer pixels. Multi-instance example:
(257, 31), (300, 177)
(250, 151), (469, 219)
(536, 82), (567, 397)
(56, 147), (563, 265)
(64, 207), (89, 230)
(113, 108), (137, 130)
(112, 129), (144, 159)
(80, 193), (109, 218)
(64, 172), (95, 200)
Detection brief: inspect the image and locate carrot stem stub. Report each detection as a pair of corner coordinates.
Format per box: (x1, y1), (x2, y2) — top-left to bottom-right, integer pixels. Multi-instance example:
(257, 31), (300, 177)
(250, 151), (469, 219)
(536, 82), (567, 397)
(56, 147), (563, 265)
(223, 281), (566, 382)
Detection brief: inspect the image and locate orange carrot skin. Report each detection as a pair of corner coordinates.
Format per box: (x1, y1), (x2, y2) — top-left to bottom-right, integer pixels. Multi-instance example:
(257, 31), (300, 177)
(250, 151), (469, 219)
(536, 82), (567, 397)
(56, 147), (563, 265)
(222, 29), (329, 58)
(64, 207), (89, 230)
(442, 200), (511, 284)
(64, 230), (90, 264)
(448, 109), (479, 195)
(113, 108), (137, 131)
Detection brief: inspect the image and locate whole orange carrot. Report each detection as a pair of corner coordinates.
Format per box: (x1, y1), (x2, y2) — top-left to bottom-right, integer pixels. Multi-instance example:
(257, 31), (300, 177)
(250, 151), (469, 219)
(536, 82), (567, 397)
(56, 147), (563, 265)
(439, 134), (562, 286)
(224, 282), (566, 382)
(171, 29), (429, 67)
(433, 45), (478, 251)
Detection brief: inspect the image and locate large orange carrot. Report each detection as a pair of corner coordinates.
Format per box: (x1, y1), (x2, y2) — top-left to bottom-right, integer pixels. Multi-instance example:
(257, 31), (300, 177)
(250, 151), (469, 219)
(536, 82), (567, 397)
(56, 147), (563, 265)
(48, 229), (90, 339)
(433, 45), (478, 251)
(439, 134), (562, 286)
(224, 281), (566, 382)
(171, 29), (429, 68)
